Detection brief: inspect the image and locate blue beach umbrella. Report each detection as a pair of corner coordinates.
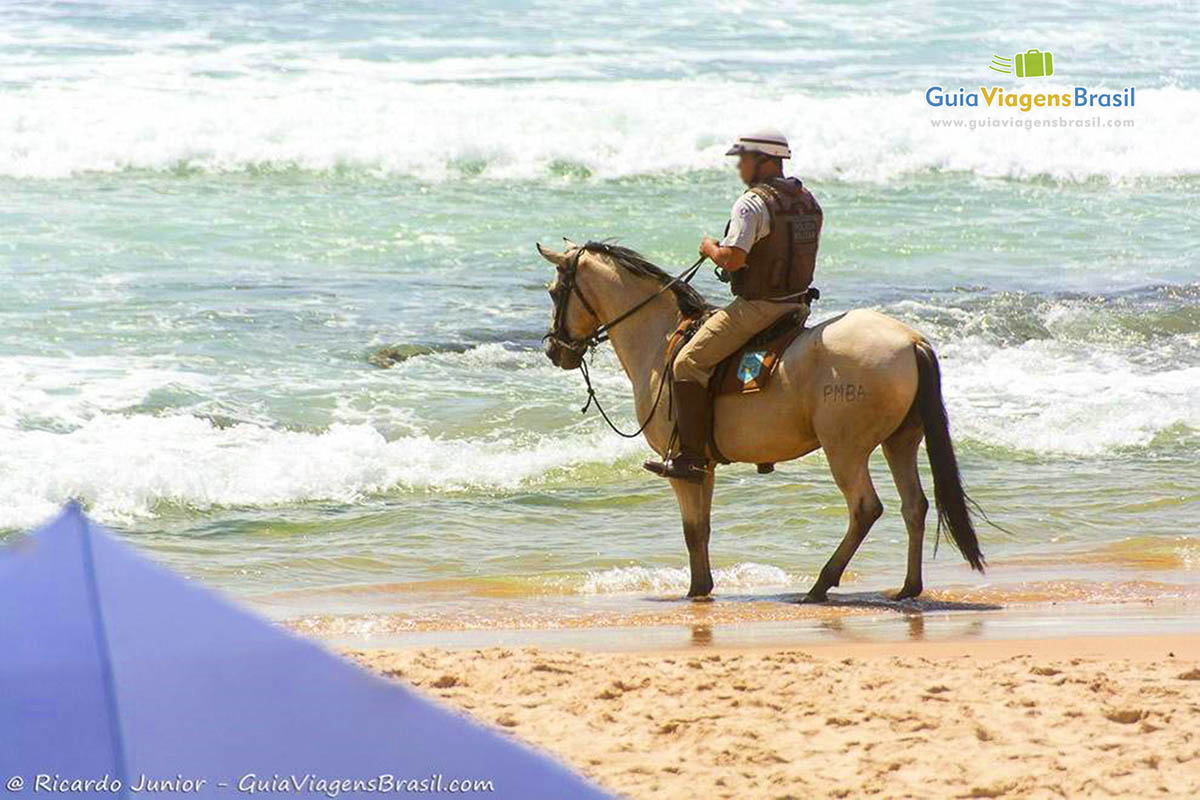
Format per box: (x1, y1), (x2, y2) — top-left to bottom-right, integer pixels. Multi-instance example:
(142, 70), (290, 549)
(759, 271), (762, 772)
(0, 503), (610, 799)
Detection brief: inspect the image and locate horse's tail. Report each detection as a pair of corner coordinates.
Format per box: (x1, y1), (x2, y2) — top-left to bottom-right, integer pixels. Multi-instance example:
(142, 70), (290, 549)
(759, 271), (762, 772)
(913, 341), (986, 572)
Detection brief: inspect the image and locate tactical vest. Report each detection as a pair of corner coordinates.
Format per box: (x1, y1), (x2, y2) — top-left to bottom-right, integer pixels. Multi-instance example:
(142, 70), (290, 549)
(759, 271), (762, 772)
(731, 177), (822, 301)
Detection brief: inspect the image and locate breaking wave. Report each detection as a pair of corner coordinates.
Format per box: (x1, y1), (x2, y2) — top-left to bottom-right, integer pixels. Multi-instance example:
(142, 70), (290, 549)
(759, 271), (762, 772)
(940, 336), (1200, 455)
(0, 414), (646, 530)
(882, 288), (1200, 456)
(2, 72), (1197, 183)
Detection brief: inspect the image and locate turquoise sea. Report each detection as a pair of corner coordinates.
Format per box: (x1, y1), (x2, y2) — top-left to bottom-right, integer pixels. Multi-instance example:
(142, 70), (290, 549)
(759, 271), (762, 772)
(1, 1), (1197, 640)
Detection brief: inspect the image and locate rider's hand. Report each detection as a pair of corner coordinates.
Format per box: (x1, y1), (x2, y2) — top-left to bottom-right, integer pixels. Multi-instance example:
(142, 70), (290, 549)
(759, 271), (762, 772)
(699, 236), (719, 259)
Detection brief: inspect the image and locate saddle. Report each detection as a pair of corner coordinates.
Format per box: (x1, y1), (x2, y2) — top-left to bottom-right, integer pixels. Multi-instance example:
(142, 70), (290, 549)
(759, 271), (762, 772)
(665, 290), (817, 472)
(712, 311), (807, 396)
(665, 304), (811, 397)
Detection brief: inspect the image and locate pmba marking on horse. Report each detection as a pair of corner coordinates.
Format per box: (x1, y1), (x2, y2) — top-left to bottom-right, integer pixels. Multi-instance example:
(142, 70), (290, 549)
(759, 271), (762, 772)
(824, 383), (866, 402)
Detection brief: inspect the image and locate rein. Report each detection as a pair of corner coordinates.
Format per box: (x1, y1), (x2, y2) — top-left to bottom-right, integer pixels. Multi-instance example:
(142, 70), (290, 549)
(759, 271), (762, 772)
(544, 248), (706, 438)
(576, 354), (672, 439)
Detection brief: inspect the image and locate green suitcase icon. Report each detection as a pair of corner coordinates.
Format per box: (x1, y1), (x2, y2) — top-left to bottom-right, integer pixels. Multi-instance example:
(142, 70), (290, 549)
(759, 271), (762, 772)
(1014, 49), (1053, 78)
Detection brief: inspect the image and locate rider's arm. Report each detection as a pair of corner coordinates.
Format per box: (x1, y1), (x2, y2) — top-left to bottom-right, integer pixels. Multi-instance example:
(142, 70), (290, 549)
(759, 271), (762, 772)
(700, 238), (748, 270)
(700, 192), (768, 272)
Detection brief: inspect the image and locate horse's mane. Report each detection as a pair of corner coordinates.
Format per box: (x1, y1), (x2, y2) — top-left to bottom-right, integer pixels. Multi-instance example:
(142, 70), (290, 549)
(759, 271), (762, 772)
(580, 241), (713, 317)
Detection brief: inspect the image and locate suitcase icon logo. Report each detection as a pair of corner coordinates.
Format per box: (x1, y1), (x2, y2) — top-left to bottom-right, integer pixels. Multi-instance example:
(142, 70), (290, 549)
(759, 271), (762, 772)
(989, 49), (1054, 78)
(1015, 49), (1054, 78)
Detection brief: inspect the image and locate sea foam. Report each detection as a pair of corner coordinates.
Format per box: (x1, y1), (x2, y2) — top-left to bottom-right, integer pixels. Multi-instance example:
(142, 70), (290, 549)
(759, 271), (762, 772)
(0, 412), (645, 530)
(1, 68), (1196, 183)
(578, 562), (795, 595)
(941, 336), (1200, 456)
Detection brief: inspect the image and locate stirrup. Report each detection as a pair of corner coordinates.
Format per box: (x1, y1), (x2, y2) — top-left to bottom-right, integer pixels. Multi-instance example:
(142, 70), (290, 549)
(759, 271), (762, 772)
(642, 454), (709, 483)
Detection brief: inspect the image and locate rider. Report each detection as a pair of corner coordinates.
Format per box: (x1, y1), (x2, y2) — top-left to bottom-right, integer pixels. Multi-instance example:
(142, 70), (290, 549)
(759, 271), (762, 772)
(643, 128), (823, 483)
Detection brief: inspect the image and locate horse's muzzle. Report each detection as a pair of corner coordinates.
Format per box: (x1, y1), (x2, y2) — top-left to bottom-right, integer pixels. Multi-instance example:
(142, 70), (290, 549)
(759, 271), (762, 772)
(544, 339), (582, 370)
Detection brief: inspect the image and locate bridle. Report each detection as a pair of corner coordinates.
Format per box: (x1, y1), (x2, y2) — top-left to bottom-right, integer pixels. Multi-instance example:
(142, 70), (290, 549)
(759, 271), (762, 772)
(544, 247), (704, 357)
(543, 245), (705, 438)
(543, 247), (605, 358)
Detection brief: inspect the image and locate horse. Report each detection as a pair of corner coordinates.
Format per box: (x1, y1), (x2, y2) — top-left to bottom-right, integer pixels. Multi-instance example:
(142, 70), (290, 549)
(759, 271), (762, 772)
(538, 240), (985, 602)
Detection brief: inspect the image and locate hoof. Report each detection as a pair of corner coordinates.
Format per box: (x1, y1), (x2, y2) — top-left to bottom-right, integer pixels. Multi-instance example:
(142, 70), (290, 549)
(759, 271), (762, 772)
(892, 585), (923, 601)
(688, 593), (715, 603)
(799, 590), (828, 604)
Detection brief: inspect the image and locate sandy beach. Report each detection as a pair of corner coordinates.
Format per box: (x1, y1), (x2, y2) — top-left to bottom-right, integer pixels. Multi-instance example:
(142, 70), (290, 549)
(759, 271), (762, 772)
(350, 634), (1200, 799)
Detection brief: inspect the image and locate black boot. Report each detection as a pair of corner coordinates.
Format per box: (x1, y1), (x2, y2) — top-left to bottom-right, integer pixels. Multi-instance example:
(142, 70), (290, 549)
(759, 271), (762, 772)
(643, 380), (711, 483)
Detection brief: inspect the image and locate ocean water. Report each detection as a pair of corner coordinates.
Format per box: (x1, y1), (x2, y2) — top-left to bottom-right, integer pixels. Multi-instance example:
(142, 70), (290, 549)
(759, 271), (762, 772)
(2, 1), (1198, 638)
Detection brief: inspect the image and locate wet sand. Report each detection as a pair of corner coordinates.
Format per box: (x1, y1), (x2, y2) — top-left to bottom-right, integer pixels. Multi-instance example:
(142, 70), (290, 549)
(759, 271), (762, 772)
(349, 633), (1200, 799)
(297, 588), (1200, 651)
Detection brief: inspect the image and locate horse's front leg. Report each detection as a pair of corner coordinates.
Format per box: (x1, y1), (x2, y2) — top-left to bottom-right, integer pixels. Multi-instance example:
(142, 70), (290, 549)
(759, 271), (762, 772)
(670, 471), (715, 598)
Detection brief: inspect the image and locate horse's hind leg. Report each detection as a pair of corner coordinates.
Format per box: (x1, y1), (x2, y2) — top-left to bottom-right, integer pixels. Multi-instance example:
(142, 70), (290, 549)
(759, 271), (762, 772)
(670, 471), (715, 598)
(804, 450), (883, 603)
(883, 421), (929, 600)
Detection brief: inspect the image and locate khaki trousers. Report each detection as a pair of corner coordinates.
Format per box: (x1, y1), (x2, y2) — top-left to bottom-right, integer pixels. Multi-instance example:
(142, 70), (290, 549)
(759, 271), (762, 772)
(674, 297), (809, 386)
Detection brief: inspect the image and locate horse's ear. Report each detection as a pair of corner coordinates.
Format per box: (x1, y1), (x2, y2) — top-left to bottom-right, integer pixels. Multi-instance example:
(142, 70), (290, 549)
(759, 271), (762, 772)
(536, 242), (568, 268)
(562, 237), (579, 250)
